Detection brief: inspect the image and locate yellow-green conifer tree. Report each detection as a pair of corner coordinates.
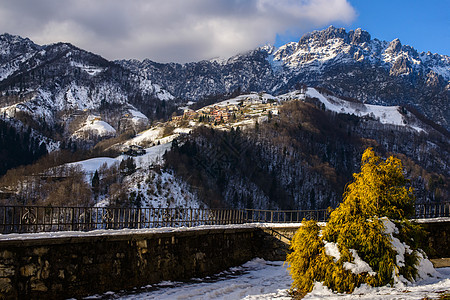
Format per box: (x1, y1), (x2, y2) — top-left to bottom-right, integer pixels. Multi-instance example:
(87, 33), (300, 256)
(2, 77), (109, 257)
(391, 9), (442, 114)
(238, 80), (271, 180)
(286, 148), (426, 295)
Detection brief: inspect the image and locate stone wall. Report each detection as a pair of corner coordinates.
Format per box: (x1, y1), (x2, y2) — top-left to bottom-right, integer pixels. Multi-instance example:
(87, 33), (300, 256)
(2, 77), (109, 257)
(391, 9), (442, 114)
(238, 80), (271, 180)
(0, 221), (448, 299)
(259, 221), (450, 260)
(0, 227), (264, 300)
(420, 221), (450, 259)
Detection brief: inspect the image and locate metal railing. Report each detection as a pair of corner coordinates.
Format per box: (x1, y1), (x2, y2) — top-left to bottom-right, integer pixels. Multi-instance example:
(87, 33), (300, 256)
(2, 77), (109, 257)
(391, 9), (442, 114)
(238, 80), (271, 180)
(0, 206), (246, 234)
(0, 203), (448, 234)
(414, 202), (450, 219)
(244, 208), (328, 223)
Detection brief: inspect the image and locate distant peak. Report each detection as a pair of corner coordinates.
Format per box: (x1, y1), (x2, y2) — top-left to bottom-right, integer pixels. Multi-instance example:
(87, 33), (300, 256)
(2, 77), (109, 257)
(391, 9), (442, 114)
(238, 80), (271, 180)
(298, 26), (350, 45)
(386, 38), (402, 53)
(348, 28), (371, 45)
(0, 32), (35, 45)
(258, 44), (275, 54)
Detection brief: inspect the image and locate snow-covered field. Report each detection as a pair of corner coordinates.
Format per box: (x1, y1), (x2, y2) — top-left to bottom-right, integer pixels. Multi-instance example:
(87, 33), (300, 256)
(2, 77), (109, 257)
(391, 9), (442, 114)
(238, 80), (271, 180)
(87, 259), (292, 300)
(73, 115), (116, 138)
(306, 88), (406, 126)
(67, 143), (171, 174)
(86, 259), (450, 300)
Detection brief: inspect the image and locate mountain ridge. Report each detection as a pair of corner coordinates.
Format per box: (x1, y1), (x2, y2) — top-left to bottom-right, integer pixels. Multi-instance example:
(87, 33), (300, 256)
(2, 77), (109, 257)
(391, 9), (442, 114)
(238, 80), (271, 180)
(118, 26), (449, 129)
(0, 27), (448, 150)
(0, 33), (178, 151)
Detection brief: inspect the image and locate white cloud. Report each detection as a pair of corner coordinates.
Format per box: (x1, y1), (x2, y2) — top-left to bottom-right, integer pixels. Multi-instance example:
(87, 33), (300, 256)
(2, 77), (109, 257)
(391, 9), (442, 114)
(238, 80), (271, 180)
(0, 0), (356, 63)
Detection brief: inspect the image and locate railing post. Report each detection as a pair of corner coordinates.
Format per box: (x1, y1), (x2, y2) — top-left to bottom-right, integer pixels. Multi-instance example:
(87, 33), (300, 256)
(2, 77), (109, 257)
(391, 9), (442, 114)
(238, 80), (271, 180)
(70, 207), (74, 231)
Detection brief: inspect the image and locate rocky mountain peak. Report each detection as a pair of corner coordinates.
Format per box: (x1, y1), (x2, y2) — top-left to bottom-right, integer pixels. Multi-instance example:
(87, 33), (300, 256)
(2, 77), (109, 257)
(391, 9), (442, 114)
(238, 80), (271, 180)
(298, 26), (349, 46)
(348, 28), (371, 45)
(116, 26), (448, 129)
(1, 28), (449, 136)
(0, 33), (41, 64)
(386, 38), (402, 54)
(0, 33), (35, 46)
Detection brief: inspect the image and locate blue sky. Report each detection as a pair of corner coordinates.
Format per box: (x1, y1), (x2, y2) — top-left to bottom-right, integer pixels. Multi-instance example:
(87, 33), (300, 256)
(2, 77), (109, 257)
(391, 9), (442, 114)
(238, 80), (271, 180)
(0, 0), (448, 62)
(276, 0), (450, 55)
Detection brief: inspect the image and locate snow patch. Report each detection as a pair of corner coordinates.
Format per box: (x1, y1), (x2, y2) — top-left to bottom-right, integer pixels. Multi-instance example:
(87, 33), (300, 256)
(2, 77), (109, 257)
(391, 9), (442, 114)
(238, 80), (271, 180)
(306, 88), (411, 128)
(70, 61), (105, 76)
(127, 109), (148, 125)
(125, 127), (163, 146)
(343, 249), (376, 276)
(73, 115), (116, 138)
(416, 251), (439, 280)
(67, 157), (119, 175)
(324, 241), (341, 262)
(382, 217), (439, 282)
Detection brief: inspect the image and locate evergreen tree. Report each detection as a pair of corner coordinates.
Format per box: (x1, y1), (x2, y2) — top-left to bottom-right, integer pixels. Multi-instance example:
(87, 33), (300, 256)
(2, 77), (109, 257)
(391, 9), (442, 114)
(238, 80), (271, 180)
(286, 148), (428, 295)
(126, 157), (136, 174)
(119, 157), (136, 175)
(92, 170), (100, 196)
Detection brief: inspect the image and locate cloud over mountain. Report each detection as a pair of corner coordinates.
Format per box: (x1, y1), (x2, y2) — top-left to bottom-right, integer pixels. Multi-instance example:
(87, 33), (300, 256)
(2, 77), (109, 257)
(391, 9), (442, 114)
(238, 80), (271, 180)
(0, 0), (356, 62)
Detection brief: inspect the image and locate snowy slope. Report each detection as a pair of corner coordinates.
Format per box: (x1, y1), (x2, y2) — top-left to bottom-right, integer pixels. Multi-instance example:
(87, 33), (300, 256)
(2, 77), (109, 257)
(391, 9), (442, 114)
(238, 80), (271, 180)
(193, 88), (428, 132)
(67, 142), (202, 209)
(124, 126), (192, 148)
(128, 109), (149, 125)
(208, 92), (278, 108)
(73, 115), (116, 138)
(68, 143), (171, 173)
(0, 33), (176, 147)
(306, 88), (407, 126)
(67, 157), (119, 175)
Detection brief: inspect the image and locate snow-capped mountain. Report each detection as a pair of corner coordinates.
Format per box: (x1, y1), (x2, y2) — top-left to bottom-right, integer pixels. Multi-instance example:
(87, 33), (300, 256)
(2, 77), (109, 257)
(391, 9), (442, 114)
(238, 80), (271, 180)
(119, 26), (449, 129)
(0, 27), (448, 156)
(0, 33), (175, 147)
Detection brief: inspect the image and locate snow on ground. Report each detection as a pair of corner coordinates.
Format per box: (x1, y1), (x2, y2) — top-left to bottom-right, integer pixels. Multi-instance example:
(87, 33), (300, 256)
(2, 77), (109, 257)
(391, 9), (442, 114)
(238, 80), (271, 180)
(207, 92), (277, 108)
(67, 142), (172, 177)
(128, 109), (148, 125)
(138, 79), (174, 101)
(0, 224), (257, 241)
(90, 259), (292, 300)
(194, 88), (425, 133)
(1, 223), (449, 299)
(67, 157), (118, 174)
(85, 259), (450, 300)
(74, 115), (116, 137)
(125, 127), (163, 145)
(66, 141), (193, 208)
(122, 168), (200, 209)
(70, 61), (105, 76)
(306, 88), (411, 128)
(303, 267), (450, 299)
(0, 90), (55, 123)
(135, 143), (172, 168)
(124, 126), (184, 147)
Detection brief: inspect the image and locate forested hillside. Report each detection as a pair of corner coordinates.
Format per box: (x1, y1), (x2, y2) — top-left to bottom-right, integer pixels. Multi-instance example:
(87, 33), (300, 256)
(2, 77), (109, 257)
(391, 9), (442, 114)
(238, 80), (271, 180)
(0, 119), (48, 176)
(165, 100), (449, 209)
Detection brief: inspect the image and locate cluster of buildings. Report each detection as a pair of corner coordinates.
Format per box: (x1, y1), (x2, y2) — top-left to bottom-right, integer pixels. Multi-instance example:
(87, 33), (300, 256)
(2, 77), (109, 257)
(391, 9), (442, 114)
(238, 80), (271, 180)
(171, 97), (279, 125)
(172, 105), (237, 124)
